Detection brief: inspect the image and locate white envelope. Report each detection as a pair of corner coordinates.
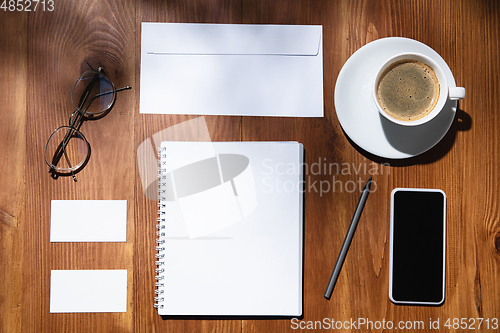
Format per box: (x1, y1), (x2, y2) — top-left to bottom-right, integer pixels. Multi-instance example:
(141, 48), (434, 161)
(140, 22), (323, 117)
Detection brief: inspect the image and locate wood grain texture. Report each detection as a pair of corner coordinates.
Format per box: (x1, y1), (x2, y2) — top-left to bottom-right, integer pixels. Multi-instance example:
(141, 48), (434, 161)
(22, 0), (136, 332)
(134, 1), (243, 332)
(0, 0), (498, 332)
(240, 2), (354, 332)
(456, 0), (500, 323)
(0, 9), (27, 333)
(347, 1), (461, 331)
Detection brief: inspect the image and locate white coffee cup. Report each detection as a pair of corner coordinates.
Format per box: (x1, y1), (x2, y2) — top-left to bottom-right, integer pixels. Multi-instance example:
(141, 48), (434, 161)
(373, 53), (465, 126)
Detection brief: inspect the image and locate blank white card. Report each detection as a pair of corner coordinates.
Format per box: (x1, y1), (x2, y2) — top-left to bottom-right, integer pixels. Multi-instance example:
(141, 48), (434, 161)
(50, 270), (127, 313)
(50, 200), (127, 242)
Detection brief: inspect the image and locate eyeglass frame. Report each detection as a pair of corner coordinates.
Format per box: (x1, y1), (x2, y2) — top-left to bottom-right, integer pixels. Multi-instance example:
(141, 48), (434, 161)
(45, 66), (131, 181)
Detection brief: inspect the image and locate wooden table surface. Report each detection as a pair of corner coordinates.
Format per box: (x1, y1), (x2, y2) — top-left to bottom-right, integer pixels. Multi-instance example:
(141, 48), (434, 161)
(1, 0), (499, 332)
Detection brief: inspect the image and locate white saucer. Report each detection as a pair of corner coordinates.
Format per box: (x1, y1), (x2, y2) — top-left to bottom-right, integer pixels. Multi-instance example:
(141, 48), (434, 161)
(334, 37), (458, 159)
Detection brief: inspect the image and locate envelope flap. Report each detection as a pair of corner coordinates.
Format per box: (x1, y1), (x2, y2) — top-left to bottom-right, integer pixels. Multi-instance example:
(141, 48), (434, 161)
(143, 22), (321, 56)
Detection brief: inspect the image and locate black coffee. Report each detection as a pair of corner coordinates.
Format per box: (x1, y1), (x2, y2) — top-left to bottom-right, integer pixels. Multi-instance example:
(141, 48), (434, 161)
(376, 60), (440, 121)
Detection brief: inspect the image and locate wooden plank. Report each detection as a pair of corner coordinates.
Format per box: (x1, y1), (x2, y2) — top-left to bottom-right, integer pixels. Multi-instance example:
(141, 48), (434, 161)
(343, 0), (396, 329)
(0, 10), (27, 333)
(456, 0), (500, 324)
(240, 0), (353, 332)
(346, 0), (461, 330)
(134, 1), (243, 331)
(23, 0), (136, 331)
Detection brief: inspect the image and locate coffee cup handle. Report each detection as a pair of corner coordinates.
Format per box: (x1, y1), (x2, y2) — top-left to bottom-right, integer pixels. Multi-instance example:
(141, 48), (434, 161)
(449, 87), (466, 100)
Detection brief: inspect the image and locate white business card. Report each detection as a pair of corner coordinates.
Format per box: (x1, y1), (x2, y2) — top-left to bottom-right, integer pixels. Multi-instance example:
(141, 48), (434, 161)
(50, 200), (127, 242)
(50, 270), (127, 313)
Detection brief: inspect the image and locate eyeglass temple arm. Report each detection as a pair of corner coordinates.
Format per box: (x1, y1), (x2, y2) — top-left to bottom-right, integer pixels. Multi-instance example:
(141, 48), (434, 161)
(78, 71), (101, 110)
(116, 86), (132, 92)
(91, 85), (132, 103)
(72, 85), (132, 117)
(62, 149), (78, 182)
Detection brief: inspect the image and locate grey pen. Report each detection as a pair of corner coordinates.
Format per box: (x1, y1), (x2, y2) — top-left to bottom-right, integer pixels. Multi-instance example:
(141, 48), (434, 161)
(324, 177), (372, 300)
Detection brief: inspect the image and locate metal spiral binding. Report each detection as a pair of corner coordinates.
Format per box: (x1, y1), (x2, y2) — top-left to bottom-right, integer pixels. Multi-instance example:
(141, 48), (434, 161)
(154, 146), (168, 310)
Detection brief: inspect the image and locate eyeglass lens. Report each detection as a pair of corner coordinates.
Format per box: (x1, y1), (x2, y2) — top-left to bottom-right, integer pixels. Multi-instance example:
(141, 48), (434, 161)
(45, 126), (89, 172)
(71, 70), (115, 116)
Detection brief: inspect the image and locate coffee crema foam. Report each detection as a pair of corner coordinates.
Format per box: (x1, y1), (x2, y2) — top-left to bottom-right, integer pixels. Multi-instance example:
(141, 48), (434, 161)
(376, 60), (440, 121)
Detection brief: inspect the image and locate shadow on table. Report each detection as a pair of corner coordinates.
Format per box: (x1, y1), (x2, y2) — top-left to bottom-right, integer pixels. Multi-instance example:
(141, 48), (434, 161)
(346, 107), (471, 167)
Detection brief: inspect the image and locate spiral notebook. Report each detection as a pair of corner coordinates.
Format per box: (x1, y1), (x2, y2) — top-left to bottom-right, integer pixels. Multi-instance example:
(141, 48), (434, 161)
(155, 141), (304, 316)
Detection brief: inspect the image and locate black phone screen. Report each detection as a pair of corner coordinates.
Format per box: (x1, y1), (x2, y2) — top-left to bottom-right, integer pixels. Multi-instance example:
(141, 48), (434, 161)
(390, 189), (446, 305)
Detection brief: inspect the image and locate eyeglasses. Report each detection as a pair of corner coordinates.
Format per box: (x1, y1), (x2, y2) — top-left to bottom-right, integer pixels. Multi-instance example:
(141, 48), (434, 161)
(45, 66), (131, 181)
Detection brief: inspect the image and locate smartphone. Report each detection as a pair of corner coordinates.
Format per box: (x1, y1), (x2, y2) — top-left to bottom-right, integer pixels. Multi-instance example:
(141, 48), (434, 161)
(389, 188), (446, 306)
